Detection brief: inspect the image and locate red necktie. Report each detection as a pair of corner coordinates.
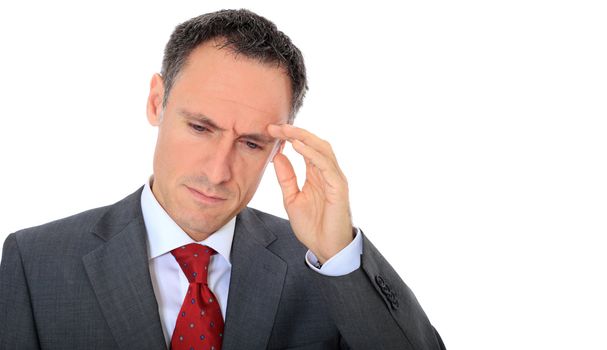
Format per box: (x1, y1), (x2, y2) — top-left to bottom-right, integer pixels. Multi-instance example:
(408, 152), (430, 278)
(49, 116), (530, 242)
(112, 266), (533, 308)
(170, 244), (224, 350)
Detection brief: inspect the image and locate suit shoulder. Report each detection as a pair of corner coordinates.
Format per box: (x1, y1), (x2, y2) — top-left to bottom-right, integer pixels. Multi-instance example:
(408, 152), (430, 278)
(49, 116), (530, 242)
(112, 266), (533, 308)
(11, 187), (144, 248)
(11, 204), (111, 248)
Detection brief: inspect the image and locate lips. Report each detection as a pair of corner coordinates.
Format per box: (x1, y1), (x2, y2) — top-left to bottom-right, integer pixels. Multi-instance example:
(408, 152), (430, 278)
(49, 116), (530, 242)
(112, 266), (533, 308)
(186, 186), (226, 204)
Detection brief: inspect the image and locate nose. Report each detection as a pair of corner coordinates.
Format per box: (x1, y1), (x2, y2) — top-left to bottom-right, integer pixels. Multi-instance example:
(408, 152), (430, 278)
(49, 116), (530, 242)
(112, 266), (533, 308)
(205, 139), (233, 185)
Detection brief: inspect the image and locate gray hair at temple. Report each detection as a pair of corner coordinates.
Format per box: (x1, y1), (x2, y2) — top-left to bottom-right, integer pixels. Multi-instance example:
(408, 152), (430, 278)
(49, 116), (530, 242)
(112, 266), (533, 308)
(160, 9), (308, 123)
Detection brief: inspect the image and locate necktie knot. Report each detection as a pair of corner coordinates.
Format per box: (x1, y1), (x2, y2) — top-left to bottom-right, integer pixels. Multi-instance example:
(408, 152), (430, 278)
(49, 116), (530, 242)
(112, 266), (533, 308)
(171, 243), (216, 284)
(170, 243), (224, 349)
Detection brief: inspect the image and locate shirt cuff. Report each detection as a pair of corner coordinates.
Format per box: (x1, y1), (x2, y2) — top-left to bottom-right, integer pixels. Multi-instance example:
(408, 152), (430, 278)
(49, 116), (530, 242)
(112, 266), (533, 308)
(305, 228), (363, 277)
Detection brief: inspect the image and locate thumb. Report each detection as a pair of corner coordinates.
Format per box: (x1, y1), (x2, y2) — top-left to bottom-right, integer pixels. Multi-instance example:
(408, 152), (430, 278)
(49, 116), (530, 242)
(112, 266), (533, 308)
(272, 152), (300, 205)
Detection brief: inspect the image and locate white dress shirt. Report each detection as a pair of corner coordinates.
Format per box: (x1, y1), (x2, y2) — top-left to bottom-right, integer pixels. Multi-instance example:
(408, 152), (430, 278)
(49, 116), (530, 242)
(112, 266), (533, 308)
(141, 180), (363, 346)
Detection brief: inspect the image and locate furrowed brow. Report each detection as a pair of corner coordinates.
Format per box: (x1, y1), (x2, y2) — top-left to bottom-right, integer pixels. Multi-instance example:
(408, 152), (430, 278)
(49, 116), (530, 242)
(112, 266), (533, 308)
(178, 108), (276, 144)
(178, 109), (226, 132)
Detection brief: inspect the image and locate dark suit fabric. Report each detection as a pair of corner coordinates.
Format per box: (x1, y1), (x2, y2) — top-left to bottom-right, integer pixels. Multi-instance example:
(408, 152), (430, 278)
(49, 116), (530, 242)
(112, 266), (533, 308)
(0, 187), (445, 350)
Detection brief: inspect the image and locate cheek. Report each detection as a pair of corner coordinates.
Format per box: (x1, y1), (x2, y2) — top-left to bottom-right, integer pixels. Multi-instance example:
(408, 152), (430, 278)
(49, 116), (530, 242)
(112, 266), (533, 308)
(156, 129), (199, 179)
(233, 156), (269, 195)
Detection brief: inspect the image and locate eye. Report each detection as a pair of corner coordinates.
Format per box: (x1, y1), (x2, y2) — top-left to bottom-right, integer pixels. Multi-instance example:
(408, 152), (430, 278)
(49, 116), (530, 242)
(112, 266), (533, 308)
(245, 141), (262, 150)
(189, 123), (208, 133)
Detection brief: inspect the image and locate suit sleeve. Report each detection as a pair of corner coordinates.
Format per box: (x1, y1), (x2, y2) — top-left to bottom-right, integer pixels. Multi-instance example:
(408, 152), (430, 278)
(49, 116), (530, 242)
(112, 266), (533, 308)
(313, 232), (445, 350)
(0, 233), (41, 350)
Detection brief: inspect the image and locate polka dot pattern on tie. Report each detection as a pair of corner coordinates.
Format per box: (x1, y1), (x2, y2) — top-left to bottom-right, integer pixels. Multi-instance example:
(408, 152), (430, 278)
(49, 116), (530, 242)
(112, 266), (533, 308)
(170, 244), (224, 350)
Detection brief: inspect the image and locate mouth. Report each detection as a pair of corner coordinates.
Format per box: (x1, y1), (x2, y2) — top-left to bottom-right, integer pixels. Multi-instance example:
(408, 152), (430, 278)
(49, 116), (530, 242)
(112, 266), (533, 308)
(185, 186), (227, 205)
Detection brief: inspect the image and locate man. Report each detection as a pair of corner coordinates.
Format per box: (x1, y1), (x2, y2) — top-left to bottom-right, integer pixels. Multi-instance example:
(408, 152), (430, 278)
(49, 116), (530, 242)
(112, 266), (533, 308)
(0, 9), (445, 350)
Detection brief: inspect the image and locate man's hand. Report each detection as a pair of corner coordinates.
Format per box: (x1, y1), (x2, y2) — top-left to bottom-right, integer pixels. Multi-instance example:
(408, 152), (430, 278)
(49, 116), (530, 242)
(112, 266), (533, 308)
(267, 124), (354, 264)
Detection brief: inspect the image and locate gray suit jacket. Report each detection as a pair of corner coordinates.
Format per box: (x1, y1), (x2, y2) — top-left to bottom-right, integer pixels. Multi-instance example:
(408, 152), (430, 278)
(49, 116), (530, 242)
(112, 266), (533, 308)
(0, 187), (445, 350)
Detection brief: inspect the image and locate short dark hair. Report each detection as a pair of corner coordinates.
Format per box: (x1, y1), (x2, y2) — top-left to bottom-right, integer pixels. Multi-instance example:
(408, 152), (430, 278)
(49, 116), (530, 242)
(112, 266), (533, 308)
(161, 9), (308, 122)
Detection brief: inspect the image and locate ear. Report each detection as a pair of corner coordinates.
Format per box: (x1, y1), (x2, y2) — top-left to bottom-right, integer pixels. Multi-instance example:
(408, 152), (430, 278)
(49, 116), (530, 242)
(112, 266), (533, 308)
(146, 73), (165, 126)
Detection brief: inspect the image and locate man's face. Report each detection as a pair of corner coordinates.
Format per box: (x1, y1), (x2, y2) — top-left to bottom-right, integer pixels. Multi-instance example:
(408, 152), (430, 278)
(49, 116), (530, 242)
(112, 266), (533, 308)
(146, 40), (292, 239)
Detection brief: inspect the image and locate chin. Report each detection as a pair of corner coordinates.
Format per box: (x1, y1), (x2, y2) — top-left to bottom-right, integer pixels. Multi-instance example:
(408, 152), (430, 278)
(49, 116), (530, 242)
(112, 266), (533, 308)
(186, 210), (231, 232)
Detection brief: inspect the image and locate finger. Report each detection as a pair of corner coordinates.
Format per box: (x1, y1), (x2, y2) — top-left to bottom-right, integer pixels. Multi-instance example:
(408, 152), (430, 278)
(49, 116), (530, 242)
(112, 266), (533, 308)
(272, 152), (300, 204)
(268, 124), (346, 180)
(291, 139), (345, 189)
(268, 124), (336, 162)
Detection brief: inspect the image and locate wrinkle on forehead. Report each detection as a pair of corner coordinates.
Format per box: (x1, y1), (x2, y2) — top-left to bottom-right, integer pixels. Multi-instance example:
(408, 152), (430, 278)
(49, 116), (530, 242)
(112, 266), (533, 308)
(181, 43), (291, 111)
(185, 94), (287, 135)
(201, 90), (286, 120)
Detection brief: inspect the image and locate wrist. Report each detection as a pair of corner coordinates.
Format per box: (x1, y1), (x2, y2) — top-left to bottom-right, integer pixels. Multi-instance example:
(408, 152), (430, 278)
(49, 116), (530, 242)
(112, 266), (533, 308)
(315, 227), (356, 264)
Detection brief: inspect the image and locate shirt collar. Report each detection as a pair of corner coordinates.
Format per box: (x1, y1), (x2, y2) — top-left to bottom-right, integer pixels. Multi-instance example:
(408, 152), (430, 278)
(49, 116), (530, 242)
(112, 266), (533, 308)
(141, 177), (235, 265)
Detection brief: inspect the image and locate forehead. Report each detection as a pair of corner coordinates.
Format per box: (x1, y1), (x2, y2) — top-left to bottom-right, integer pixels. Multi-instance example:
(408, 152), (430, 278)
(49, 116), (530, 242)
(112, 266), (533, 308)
(168, 40), (292, 128)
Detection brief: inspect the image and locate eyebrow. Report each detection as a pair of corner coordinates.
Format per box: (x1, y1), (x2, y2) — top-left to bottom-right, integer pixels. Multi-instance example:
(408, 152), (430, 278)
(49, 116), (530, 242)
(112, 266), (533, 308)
(178, 109), (276, 145)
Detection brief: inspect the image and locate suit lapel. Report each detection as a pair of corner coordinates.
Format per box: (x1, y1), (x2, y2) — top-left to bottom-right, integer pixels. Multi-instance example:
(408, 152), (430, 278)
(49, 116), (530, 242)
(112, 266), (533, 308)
(222, 208), (287, 350)
(82, 188), (167, 350)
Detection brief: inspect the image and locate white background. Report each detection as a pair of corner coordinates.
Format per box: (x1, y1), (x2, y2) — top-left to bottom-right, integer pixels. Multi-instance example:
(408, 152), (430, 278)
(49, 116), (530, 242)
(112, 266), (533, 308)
(1, 1), (606, 349)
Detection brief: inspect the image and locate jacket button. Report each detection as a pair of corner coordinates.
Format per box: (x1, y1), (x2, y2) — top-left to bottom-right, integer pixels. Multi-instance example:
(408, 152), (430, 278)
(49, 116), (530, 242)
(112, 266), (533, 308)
(376, 275), (392, 295)
(376, 275), (399, 309)
(375, 275), (386, 288)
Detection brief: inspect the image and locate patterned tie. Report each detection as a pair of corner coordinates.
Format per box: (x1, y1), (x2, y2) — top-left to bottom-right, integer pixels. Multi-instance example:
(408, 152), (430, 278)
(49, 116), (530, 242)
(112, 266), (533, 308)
(170, 244), (224, 350)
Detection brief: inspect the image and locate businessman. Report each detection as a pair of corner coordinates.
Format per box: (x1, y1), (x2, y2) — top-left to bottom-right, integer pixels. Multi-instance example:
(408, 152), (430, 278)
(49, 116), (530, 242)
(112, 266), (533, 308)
(0, 9), (445, 350)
